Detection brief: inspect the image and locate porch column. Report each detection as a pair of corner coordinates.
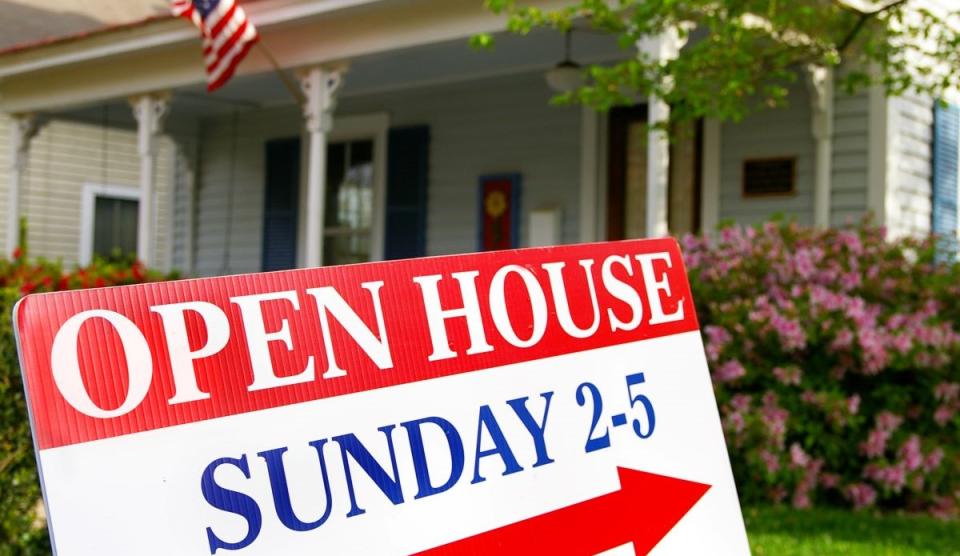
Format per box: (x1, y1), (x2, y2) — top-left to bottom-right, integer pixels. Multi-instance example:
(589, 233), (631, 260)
(130, 93), (170, 267)
(641, 29), (687, 237)
(300, 66), (344, 268)
(700, 118), (722, 233)
(646, 97), (670, 237)
(6, 114), (42, 255)
(807, 64), (834, 228)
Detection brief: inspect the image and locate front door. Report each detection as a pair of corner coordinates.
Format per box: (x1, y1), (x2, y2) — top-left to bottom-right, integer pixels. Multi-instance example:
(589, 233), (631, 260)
(607, 105), (648, 240)
(606, 106), (702, 239)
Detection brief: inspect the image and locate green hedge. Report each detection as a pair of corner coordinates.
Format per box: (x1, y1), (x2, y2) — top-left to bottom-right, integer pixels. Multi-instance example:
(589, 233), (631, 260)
(0, 243), (173, 553)
(685, 220), (959, 517)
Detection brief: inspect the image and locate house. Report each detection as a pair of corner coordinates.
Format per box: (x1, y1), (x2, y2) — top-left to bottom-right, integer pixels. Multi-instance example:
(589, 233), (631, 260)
(0, 0), (957, 276)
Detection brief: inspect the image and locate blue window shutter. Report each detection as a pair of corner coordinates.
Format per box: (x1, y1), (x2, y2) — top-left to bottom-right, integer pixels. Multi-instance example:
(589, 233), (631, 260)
(262, 138), (300, 271)
(384, 126), (430, 260)
(932, 102), (959, 259)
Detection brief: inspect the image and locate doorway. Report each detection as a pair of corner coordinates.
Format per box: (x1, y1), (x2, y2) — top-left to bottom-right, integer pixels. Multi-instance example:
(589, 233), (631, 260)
(606, 105), (648, 240)
(605, 106), (702, 239)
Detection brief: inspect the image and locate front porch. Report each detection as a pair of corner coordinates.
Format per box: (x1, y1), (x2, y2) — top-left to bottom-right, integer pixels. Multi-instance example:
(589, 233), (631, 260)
(1, 0), (841, 276)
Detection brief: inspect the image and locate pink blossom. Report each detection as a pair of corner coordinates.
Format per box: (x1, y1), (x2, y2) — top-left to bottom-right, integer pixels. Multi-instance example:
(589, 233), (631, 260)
(726, 412), (746, 436)
(832, 328), (854, 350)
(800, 390), (820, 406)
(704, 325), (732, 362)
(865, 463), (907, 492)
(714, 360), (747, 383)
(820, 473), (840, 488)
(789, 443), (810, 468)
(857, 327), (891, 374)
(933, 405), (954, 426)
(730, 394), (752, 412)
(839, 271), (861, 291)
(934, 382), (960, 402)
(770, 313), (806, 351)
(898, 435), (923, 472)
(792, 490), (811, 509)
(760, 450), (780, 474)
(923, 448), (944, 472)
(876, 411), (903, 432)
(761, 392), (789, 447)
(891, 333), (912, 355)
(847, 395), (861, 415)
(846, 483), (877, 509)
(837, 230), (863, 255)
(861, 429), (890, 458)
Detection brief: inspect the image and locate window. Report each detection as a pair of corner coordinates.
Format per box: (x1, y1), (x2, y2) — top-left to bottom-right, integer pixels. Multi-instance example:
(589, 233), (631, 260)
(80, 185), (139, 265)
(323, 139), (375, 266)
(742, 157), (796, 197)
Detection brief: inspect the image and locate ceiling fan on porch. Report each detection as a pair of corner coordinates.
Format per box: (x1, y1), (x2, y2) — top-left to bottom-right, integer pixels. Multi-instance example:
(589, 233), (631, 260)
(545, 29), (585, 93)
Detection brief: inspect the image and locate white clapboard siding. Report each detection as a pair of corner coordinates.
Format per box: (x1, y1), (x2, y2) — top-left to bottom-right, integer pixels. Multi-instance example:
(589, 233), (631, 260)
(193, 106), (302, 277)
(831, 79), (871, 226)
(887, 94), (934, 238)
(169, 130), (199, 274)
(718, 81), (816, 225)
(0, 114), (176, 269)
(192, 71), (581, 276)
(341, 72), (581, 257)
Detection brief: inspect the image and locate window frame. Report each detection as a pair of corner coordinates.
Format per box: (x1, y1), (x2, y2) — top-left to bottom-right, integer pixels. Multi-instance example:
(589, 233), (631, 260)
(297, 113), (388, 266)
(79, 183), (140, 265)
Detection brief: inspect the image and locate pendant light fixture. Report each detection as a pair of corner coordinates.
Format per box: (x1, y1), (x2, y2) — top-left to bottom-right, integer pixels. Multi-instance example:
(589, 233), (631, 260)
(545, 29), (584, 92)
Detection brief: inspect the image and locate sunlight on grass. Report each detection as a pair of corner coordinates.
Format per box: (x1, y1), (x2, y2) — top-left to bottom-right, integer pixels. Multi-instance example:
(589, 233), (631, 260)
(744, 506), (960, 556)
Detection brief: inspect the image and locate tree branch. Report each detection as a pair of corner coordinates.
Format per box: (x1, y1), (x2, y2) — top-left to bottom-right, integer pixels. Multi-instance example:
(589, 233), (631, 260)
(838, 0), (910, 52)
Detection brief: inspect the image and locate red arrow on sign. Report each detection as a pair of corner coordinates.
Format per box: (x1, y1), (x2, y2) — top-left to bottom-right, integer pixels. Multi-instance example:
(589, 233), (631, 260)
(417, 467), (711, 555)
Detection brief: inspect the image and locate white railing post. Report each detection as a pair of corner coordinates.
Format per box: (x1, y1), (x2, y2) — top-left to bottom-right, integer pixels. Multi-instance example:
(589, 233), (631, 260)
(7, 114), (41, 255)
(130, 93), (170, 267)
(807, 64), (834, 228)
(299, 66), (344, 268)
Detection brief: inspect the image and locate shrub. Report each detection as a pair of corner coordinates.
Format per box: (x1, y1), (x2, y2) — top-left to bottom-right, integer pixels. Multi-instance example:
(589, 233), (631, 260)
(0, 247), (173, 554)
(684, 220), (959, 518)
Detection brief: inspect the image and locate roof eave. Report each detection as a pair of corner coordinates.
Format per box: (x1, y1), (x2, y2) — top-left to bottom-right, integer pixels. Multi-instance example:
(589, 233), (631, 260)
(0, 0), (384, 79)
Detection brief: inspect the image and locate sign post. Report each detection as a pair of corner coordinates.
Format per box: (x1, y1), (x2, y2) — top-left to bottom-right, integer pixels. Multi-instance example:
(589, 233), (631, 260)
(15, 239), (750, 555)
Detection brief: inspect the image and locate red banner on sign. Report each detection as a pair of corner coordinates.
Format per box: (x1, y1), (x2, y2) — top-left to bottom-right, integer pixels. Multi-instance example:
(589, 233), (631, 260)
(15, 239), (697, 450)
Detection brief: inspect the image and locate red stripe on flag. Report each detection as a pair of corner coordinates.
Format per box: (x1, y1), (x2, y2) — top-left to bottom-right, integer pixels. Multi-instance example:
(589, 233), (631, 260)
(208, 3), (238, 39)
(207, 33), (257, 92)
(207, 19), (248, 73)
(16, 239), (699, 450)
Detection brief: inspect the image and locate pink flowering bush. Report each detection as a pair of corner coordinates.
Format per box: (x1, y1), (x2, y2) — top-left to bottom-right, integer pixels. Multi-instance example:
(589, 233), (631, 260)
(684, 220), (959, 518)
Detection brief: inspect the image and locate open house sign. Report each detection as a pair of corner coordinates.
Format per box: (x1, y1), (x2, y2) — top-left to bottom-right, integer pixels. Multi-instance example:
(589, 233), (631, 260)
(15, 239), (749, 555)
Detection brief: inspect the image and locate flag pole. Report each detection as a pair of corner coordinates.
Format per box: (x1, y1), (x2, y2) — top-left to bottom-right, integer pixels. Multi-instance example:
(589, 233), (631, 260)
(256, 41), (306, 106)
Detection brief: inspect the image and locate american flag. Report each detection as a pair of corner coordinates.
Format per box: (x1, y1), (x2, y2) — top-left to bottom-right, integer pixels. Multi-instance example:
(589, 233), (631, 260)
(172, 0), (259, 92)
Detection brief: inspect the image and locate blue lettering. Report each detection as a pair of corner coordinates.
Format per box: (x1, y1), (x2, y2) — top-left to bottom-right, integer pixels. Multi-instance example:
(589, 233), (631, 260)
(257, 440), (334, 532)
(471, 405), (523, 484)
(506, 392), (555, 467)
(200, 455), (262, 554)
(334, 425), (404, 517)
(401, 416), (465, 499)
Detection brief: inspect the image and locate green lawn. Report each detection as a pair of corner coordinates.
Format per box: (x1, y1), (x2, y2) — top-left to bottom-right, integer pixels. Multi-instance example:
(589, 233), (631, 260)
(744, 506), (960, 556)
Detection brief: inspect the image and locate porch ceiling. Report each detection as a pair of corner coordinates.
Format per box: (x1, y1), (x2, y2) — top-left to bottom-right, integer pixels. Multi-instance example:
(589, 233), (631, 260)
(0, 0), (622, 114)
(51, 26), (626, 127)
